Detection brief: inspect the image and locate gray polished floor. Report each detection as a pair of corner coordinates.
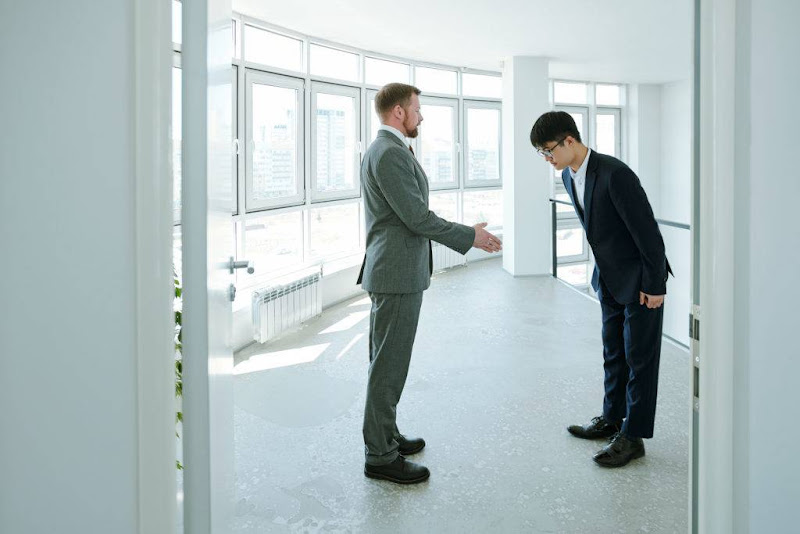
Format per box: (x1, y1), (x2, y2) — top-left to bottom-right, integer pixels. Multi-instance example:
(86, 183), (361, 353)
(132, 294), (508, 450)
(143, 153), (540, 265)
(233, 258), (690, 533)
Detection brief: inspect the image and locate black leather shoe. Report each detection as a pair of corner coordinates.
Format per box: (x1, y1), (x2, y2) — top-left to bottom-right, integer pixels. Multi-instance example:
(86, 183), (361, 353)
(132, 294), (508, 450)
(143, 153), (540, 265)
(567, 416), (621, 439)
(397, 434), (425, 456)
(593, 433), (645, 467)
(364, 455), (430, 484)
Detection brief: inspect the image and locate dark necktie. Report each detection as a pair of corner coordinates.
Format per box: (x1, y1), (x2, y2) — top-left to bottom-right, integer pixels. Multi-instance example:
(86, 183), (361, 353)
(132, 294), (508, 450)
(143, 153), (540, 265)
(409, 145), (415, 156)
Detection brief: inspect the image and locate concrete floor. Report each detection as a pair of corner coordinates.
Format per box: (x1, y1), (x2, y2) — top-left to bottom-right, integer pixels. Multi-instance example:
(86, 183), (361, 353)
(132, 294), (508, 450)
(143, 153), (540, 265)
(232, 258), (690, 533)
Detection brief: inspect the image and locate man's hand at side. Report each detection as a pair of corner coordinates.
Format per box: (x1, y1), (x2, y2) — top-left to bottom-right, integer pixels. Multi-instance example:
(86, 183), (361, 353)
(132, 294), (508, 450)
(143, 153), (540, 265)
(473, 222), (502, 253)
(639, 292), (664, 309)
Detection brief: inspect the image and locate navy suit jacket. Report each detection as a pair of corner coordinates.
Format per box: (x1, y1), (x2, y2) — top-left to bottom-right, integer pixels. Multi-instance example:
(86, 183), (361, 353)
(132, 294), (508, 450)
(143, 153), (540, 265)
(563, 151), (671, 305)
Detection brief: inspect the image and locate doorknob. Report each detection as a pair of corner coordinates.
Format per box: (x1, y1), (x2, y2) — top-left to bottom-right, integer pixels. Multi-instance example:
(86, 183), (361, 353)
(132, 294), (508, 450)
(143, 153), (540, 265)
(229, 256), (254, 274)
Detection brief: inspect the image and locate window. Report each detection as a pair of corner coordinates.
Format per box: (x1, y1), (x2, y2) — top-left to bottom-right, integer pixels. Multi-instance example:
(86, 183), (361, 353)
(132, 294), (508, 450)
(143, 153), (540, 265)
(245, 72), (305, 210)
(462, 73), (502, 98)
(464, 102), (502, 187)
(554, 81), (588, 104)
(365, 57), (410, 86)
(310, 45), (359, 82)
(596, 109), (621, 158)
(596, 84), (621, 106)
(243, 211), (304, 275)
(463, 189), (503, 228)
(244, 25), (303, 72)
(551, 80), (624, 288)
(418, 98), (458, 189)
(311, 83), (360, 201)
(414, 66), (457, 95)
(309, 203), (361, 259)
(222, 14), (504, 286)
(429, 192), (458, 222)
(366, 90), (380, 144)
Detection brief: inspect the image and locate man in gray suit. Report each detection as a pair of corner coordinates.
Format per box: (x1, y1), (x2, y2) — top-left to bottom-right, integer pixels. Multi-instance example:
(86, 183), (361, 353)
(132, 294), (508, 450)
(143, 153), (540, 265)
(358, 83), (502, 484)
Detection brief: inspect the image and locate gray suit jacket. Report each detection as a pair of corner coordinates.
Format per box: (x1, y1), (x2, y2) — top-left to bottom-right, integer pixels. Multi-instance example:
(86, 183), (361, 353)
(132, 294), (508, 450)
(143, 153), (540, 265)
(357, 130), (475, 294)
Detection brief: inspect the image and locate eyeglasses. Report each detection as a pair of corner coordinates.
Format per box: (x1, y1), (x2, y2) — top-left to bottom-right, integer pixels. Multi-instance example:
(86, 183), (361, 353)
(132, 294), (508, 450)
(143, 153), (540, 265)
(537, 137), (567, 158)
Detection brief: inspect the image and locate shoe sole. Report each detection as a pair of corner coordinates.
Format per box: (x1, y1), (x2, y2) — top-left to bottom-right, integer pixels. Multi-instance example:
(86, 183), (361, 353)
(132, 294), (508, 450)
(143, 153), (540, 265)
(364, 469), (430, 484)
(593, 448), (645, 468)
(567, 428), (617, 440)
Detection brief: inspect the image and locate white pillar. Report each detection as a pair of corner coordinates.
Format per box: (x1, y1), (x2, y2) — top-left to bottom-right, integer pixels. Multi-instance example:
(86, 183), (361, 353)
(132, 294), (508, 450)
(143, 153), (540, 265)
(699, 0), (800, 532)
(501, 57), (551, 276)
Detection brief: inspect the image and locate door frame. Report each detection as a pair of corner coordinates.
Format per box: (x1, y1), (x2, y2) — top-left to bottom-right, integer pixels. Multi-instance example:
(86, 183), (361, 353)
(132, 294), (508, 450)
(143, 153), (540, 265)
(134, 0), (176, 532)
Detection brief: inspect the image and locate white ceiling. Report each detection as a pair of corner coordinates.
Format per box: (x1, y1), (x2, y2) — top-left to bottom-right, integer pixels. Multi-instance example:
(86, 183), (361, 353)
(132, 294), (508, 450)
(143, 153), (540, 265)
(233, 0), (693, 84)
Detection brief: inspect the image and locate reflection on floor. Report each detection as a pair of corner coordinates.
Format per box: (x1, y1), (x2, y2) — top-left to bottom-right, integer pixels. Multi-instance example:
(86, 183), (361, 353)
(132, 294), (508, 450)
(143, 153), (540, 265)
(233, 258), (689, 533)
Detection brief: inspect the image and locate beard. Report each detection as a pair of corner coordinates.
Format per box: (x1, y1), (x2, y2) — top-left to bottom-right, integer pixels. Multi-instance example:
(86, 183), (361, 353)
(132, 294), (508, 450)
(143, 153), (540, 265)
(405, 123), (419, 138)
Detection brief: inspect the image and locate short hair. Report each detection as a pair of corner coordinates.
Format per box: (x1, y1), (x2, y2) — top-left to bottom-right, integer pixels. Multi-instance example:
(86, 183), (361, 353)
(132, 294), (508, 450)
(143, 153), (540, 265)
(529, 111), (582, 147)
(375, 83), (421, 119)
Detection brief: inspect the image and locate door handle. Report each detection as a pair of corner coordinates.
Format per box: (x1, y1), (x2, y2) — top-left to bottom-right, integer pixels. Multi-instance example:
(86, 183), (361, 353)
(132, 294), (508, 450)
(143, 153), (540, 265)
(229, 256), (254, 274)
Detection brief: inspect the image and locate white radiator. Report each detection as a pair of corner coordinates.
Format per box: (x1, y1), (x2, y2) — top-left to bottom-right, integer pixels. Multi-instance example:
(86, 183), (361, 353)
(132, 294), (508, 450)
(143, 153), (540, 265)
(432, 241), (467, 272)
(252, 271), (322, 344)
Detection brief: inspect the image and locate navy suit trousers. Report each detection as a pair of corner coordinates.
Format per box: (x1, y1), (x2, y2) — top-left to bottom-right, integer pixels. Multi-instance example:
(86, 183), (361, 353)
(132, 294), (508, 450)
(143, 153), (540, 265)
(597, 277), (664, 439)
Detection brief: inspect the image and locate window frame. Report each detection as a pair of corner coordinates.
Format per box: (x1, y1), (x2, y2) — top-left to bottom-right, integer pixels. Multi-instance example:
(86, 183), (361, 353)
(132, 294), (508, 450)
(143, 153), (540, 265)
(417, 95), (460, 192)
(463, 99), (503, 189)
(309, 82), (362, 202)
(244, 70), (306, 212)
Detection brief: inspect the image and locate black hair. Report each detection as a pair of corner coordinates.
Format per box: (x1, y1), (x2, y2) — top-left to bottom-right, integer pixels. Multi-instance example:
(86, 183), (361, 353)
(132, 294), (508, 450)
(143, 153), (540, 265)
(529, 111), (582, 147)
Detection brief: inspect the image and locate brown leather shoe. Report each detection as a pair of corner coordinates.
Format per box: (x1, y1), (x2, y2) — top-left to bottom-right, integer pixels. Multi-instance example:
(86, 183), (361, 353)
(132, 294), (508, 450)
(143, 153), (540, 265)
(364, 455), (430, 484)
(593, 433), (645, 467)
(567, 416), (621, 439)
(397, 434), (425, 456)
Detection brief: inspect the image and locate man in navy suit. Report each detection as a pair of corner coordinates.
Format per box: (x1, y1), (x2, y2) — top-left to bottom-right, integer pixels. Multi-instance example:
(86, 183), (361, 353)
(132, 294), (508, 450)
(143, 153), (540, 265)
(530, 111), (670, 467)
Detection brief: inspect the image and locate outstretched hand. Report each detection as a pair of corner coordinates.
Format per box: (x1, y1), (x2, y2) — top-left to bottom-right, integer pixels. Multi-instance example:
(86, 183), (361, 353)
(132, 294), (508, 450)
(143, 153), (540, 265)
(473, 222), (502, 253)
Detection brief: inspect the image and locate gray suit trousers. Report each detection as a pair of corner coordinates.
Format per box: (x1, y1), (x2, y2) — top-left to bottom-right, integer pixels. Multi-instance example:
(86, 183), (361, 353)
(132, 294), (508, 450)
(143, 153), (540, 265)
(363, 291), (424, 466)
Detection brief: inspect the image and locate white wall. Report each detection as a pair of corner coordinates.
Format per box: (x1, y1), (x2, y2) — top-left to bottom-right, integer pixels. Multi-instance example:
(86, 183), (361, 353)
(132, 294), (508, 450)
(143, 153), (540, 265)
(629, 81), (692, 346)
(734, 0), (800, 529)
(659, 80), (692, 347)
(660, 80), (692, 224)
(0, 2), (141, 533)
(627, 84), (663, 214)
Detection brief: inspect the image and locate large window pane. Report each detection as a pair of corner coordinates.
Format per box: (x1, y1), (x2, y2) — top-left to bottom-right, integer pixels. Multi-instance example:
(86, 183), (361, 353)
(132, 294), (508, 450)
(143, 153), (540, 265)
(462, 73), (502, 98)
(429, 192), (457, 222)
(172, 67), (182, 221)
(314, 92), (358, 195)
(419, 104), (455, 186)
(368, 95), (380, 142)
(466, 107), (501, 183)
(251, 83), (300, 203)
(559, 262), (589, 286)
(365, 57), (409, 86)
(414, 66), (457, 94)
(463, 189), (503, 227)
(596, 113), (618, 157)
(309, 203), (360, 258)
(310, 45), (359, 82)
(596, 84), (621, 105)
(554, 81), (588, 104)
(557, 227), (585, 258)
(244, 26), (303, 72)
(244, 212), (303, 273)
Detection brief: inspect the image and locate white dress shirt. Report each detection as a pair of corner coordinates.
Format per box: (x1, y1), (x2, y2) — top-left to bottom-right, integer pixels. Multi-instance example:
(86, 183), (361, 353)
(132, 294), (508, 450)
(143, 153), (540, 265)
(378, 125), (409, 147)
(570, 148), (592, 211)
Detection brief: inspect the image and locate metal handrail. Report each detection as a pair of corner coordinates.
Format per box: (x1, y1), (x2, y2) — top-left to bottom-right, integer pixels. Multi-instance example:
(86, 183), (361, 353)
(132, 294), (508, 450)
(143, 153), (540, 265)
(549, 198), (691, 278)
(656, 218), (691, 230)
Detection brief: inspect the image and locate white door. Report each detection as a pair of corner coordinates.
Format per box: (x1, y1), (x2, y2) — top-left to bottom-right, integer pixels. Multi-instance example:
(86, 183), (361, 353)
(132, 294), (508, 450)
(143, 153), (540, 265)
(181, 0), (236, 532)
